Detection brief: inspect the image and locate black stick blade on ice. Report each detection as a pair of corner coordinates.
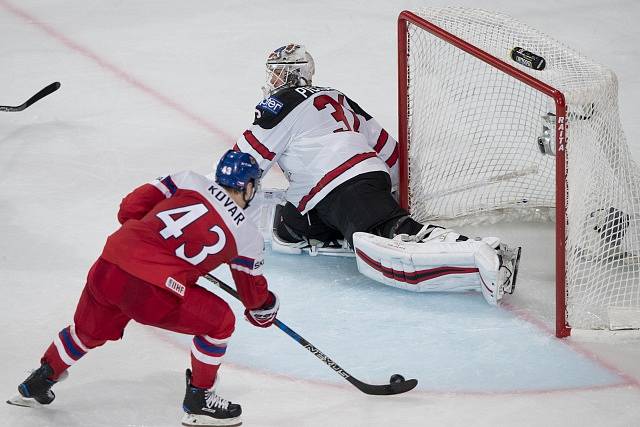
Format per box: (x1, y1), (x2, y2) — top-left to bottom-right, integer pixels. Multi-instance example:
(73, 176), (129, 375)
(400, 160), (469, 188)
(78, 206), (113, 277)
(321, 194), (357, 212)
(0, 82), (61, 112)
(273, 318), (418, 395)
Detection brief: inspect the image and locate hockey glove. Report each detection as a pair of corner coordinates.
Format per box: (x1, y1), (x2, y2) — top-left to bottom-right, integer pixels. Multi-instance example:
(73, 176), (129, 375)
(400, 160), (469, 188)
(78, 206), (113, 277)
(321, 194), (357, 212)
(245, 291), (279, 328)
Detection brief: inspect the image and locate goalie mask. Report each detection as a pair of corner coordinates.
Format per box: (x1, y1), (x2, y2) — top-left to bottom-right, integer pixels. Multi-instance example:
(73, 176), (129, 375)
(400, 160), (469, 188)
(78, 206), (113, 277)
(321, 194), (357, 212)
(263, 44), (315, 98)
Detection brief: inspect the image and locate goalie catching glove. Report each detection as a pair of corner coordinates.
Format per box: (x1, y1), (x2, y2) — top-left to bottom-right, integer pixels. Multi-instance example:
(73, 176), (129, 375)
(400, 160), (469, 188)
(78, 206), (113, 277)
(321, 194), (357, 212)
(245, 291), (280, 328)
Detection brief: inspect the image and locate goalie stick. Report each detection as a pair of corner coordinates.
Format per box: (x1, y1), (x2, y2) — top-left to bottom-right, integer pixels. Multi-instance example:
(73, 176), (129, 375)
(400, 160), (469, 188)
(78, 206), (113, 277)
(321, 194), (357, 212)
(0, 82), (61, 112)
(203, 273), (418, 396)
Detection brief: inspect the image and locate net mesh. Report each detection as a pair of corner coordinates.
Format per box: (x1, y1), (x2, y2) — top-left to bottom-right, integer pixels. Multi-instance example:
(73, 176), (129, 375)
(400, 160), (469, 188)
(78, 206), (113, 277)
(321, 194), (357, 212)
(403, 7), (640, 330)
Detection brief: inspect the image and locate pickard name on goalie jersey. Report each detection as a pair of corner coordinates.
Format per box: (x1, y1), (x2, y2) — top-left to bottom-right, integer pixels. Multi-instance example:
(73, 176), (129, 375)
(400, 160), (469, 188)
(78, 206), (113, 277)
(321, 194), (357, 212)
(101, 171), (269, 309)
(234, 86), (400, 214)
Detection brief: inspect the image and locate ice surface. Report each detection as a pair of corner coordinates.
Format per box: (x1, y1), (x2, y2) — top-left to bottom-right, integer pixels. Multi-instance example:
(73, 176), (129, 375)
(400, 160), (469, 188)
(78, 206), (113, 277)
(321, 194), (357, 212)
(1, 1), (639, 426)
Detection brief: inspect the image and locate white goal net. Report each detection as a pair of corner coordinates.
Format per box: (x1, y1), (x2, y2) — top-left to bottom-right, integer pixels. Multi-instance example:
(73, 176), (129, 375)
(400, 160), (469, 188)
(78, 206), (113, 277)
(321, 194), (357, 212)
(398, 7), (640, 336)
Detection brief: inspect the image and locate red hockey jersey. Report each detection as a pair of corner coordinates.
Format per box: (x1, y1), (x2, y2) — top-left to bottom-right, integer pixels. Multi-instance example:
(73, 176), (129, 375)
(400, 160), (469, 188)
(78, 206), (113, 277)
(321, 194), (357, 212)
(101, 171), (269, 309)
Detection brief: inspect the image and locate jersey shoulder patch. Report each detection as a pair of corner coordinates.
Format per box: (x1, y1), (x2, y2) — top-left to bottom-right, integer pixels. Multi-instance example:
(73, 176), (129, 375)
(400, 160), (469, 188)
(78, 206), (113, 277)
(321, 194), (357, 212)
(253, 86), (334, 129)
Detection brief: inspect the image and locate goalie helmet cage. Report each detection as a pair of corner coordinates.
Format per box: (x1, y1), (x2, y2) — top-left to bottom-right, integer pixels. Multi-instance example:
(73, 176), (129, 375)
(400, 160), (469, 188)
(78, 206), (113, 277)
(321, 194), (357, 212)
(397, 7), (640, 337)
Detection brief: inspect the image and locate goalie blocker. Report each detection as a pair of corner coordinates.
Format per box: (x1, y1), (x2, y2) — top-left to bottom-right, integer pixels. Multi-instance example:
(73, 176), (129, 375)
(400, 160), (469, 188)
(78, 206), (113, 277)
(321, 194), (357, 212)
(353, 230), (521, 306)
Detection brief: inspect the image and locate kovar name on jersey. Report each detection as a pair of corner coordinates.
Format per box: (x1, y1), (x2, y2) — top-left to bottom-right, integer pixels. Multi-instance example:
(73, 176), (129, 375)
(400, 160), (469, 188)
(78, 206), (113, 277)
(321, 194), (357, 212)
(208, 185), (246, 226)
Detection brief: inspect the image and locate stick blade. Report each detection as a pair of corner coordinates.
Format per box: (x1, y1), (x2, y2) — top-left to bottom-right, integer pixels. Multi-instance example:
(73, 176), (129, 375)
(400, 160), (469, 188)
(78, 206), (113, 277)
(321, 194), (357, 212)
(390, 378), (419, 394)
(0, 82), (62, 112)
(24, 82), (61, 108)
(353, 377), (419, 395)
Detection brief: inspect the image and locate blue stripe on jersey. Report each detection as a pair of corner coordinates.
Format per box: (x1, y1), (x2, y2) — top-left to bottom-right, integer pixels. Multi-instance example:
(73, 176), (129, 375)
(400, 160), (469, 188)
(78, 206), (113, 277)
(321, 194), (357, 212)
(194, 336), (227, 356)
(161, 176), (178, 195)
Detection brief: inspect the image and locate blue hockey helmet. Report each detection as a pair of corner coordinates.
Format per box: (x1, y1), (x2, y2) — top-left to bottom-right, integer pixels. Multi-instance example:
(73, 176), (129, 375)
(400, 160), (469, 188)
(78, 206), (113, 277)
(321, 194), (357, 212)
(215, 149), (261, 191)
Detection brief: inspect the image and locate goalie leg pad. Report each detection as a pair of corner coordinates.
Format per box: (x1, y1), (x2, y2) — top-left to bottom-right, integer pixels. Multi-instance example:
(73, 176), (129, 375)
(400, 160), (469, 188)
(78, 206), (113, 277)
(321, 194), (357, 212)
(353, 232), (500, 295)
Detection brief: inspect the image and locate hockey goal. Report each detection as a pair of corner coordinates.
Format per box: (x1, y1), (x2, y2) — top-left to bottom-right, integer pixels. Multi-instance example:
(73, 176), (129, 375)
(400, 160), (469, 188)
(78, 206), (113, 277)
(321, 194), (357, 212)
(398, 7), (640, 337)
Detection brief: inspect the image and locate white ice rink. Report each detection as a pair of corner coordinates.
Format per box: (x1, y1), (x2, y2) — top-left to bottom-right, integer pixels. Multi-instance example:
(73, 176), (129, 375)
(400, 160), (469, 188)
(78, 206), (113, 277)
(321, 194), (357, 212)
(1, 1), (640, 426)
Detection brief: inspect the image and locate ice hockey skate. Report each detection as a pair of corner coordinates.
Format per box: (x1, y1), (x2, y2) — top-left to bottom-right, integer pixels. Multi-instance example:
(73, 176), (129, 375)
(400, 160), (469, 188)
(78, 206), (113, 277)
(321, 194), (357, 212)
(498, 244), (522, 295)
(481, 245), (522, 305)
(7, 363), (65, 408)
(182, 369), (242, 427)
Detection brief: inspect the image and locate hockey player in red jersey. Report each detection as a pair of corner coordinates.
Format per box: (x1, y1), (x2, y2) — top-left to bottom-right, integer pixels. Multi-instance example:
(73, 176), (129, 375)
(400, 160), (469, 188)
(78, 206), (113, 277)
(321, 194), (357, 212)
(8, 150), (278, 427)
(235, 43), (521, 306)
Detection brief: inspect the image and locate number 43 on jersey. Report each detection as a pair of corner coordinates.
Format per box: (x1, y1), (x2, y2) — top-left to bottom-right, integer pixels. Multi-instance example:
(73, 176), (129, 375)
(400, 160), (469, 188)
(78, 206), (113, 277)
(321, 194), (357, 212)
(156, 203), (226, 265)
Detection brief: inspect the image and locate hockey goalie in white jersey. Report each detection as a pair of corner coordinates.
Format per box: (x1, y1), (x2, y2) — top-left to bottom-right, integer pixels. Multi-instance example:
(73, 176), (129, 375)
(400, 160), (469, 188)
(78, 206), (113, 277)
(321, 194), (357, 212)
(234, 43), (521, 306)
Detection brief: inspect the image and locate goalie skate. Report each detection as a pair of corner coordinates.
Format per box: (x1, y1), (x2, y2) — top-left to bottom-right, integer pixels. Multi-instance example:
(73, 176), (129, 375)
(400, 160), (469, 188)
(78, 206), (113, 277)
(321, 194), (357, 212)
(498, 245), (522, 295)
(479, 244), (521, 305)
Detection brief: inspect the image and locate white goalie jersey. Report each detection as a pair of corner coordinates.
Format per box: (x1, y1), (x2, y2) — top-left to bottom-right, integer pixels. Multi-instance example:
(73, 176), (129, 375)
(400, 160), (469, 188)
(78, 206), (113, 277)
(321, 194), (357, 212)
(234, 86), (400, 214)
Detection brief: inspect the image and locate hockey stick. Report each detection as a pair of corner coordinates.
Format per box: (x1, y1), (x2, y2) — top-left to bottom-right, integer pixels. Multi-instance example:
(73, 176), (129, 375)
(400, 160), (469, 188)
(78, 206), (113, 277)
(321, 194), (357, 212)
(0, 82), (61, 112)
(203, 273), (418, 396)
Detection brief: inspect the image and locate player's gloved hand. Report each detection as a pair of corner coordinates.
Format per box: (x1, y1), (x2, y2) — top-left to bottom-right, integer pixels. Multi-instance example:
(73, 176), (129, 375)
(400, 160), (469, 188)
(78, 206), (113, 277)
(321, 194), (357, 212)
(245, 291), (279, 328)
